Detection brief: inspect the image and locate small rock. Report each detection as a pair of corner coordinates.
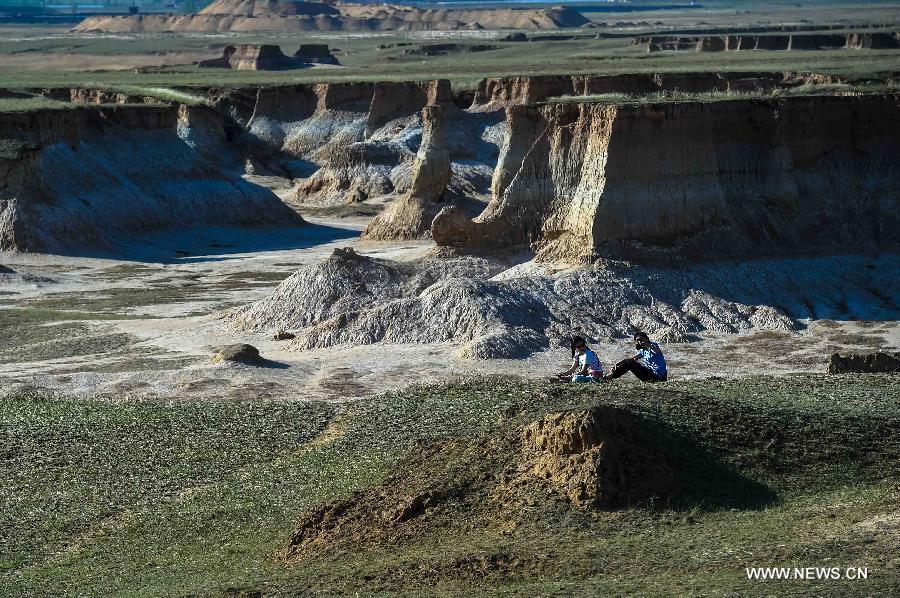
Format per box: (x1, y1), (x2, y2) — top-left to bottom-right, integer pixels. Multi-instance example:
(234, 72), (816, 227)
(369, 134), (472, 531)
(827, 352), (900, 374)
(273, 330), (296, 341)
(212, 343), (263, 365)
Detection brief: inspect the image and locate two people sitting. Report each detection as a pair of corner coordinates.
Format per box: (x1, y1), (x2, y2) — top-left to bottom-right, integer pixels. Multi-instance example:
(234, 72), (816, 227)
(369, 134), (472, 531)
(555, 331), (667, 383)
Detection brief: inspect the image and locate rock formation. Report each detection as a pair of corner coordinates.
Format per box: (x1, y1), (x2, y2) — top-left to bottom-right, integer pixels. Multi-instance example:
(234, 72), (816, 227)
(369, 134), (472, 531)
(294, 43), (339, 65)
(198, 43), (338, 70)
(828, 352), (900, 374)
(468, 71), (852, 109)
(362, 105), (450, 240)
(433, 95), (900, 263)
(637, 32), (900, 52)
(267, 79), (499, 206)
(0, 104), (302, 253)
(73, 0), (589, 33)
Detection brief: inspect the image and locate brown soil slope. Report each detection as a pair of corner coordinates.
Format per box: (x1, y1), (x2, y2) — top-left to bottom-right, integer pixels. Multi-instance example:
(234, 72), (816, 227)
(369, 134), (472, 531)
(74, 0), (589, 33)
(286, 407), (686, 560)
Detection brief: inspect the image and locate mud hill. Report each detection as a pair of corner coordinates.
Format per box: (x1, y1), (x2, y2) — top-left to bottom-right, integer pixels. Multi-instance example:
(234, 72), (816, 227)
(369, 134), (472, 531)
(73, 0), (589, 33)
(0, 104), (301, 252)
(279, 377), (900, 585)
(287, 406), (685, 558)
(231, 247), (899, 358)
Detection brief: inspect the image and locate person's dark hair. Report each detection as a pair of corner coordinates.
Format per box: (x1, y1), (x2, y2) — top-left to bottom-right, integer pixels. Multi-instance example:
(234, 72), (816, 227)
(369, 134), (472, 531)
(571, 335), (587, 358)
(634, 331), (649, 342)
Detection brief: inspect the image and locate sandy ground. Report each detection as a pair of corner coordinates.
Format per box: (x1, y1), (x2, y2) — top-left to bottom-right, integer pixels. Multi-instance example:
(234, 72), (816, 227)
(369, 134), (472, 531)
(1, 206), (897, 403)
(2, 170), (899, 399)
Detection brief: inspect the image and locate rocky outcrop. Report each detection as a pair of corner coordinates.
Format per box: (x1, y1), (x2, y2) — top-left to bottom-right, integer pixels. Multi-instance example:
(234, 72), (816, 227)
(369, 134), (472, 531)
(257, 79), (496, 206)
(211, 343), (264, 365)
(638, 32), (900, 52)
(828, 352), (900, 374)
(198, 43), (339, 70)
(294, 43), (340, 65)
(469, 71), (859, 109)
(362, 105), (450, 240)
(73, 1), (589, 33)
(0, 104), (302, 253)
(366, 79), (451, 136)
(434, 95), (900, 263)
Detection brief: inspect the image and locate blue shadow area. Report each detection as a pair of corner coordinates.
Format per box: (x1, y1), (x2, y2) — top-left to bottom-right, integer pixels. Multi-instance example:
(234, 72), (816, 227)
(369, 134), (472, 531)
(102, 223), (360, 264)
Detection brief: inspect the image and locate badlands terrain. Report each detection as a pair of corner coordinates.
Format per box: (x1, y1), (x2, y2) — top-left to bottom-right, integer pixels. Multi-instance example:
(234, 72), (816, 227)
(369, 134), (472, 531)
(1, 0), (900, 595)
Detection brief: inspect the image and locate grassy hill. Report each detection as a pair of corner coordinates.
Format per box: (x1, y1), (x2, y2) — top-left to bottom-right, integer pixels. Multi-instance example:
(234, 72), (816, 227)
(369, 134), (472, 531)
(2, 374), (899, 595)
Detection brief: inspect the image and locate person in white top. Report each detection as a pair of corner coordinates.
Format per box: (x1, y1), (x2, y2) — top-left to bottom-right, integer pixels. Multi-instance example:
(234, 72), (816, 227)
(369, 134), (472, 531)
(555, 336), (605, 383)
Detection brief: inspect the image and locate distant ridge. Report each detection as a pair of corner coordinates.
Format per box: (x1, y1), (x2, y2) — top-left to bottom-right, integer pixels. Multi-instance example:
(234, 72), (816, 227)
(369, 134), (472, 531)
(73, 0), (591, 32)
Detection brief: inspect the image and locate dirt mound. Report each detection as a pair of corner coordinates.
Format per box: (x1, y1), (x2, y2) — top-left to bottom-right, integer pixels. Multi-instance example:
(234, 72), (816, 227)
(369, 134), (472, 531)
(828, 352), (900, 374)
(226, 247), (900, 359)
(521, 409), (677, 509)
(211, 343), (264, 365)
(73, 1), (589, 33)
(285, 406), (678, 559)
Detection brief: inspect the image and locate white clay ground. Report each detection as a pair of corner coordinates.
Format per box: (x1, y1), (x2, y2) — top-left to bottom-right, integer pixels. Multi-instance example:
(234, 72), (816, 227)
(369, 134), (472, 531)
(1, 213), (897, 402)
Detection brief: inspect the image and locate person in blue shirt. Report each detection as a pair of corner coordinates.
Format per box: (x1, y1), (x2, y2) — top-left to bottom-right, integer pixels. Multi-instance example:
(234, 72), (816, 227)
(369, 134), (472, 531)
(603, 331), (667, 382)
(555, 336), (605, 383)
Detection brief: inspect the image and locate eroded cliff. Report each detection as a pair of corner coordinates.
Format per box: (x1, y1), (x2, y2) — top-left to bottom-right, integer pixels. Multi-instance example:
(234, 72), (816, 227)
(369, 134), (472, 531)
(0, 104), (301, 252)
(434, 94), (900, 262)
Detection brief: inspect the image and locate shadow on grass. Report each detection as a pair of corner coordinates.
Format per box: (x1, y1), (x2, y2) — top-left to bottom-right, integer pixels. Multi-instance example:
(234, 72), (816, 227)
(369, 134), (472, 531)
(626, 410), (778, 511)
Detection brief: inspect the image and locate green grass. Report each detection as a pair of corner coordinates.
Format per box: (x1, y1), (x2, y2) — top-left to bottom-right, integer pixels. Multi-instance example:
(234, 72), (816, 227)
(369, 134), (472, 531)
(0, 96), (69, 113)
(0, 23), (896, 90)
(3, 374), (899, 596)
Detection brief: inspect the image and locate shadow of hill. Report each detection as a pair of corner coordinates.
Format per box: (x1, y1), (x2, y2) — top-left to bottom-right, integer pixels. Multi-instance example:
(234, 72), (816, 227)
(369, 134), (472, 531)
(75, 223), (360, 264)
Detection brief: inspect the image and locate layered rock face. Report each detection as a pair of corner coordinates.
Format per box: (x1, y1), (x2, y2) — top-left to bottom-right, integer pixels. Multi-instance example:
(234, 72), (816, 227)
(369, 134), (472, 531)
(198, 43), (339, 70)
(73, 0), (589, 33)
(0, 104), (301, 252)
(638, 32), (900, 52)
(213, 79), (500, 206)
(469, 71), (852, 109)
(362, 105), (451, 240)
(434, 95), (900, 263)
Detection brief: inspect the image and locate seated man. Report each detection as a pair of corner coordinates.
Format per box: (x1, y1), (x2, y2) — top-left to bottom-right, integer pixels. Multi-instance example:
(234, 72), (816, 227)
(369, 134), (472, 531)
(604, 332), (667, 382)
(555, 336), (605, 383)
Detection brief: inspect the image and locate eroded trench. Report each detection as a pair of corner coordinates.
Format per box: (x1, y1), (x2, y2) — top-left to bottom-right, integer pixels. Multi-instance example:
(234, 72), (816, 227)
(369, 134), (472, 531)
(0, 73), (898, 400)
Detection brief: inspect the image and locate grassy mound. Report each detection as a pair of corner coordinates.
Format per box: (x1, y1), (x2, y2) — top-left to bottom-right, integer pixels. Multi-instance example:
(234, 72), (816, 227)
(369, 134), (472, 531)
(2, 375), (899, 595)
